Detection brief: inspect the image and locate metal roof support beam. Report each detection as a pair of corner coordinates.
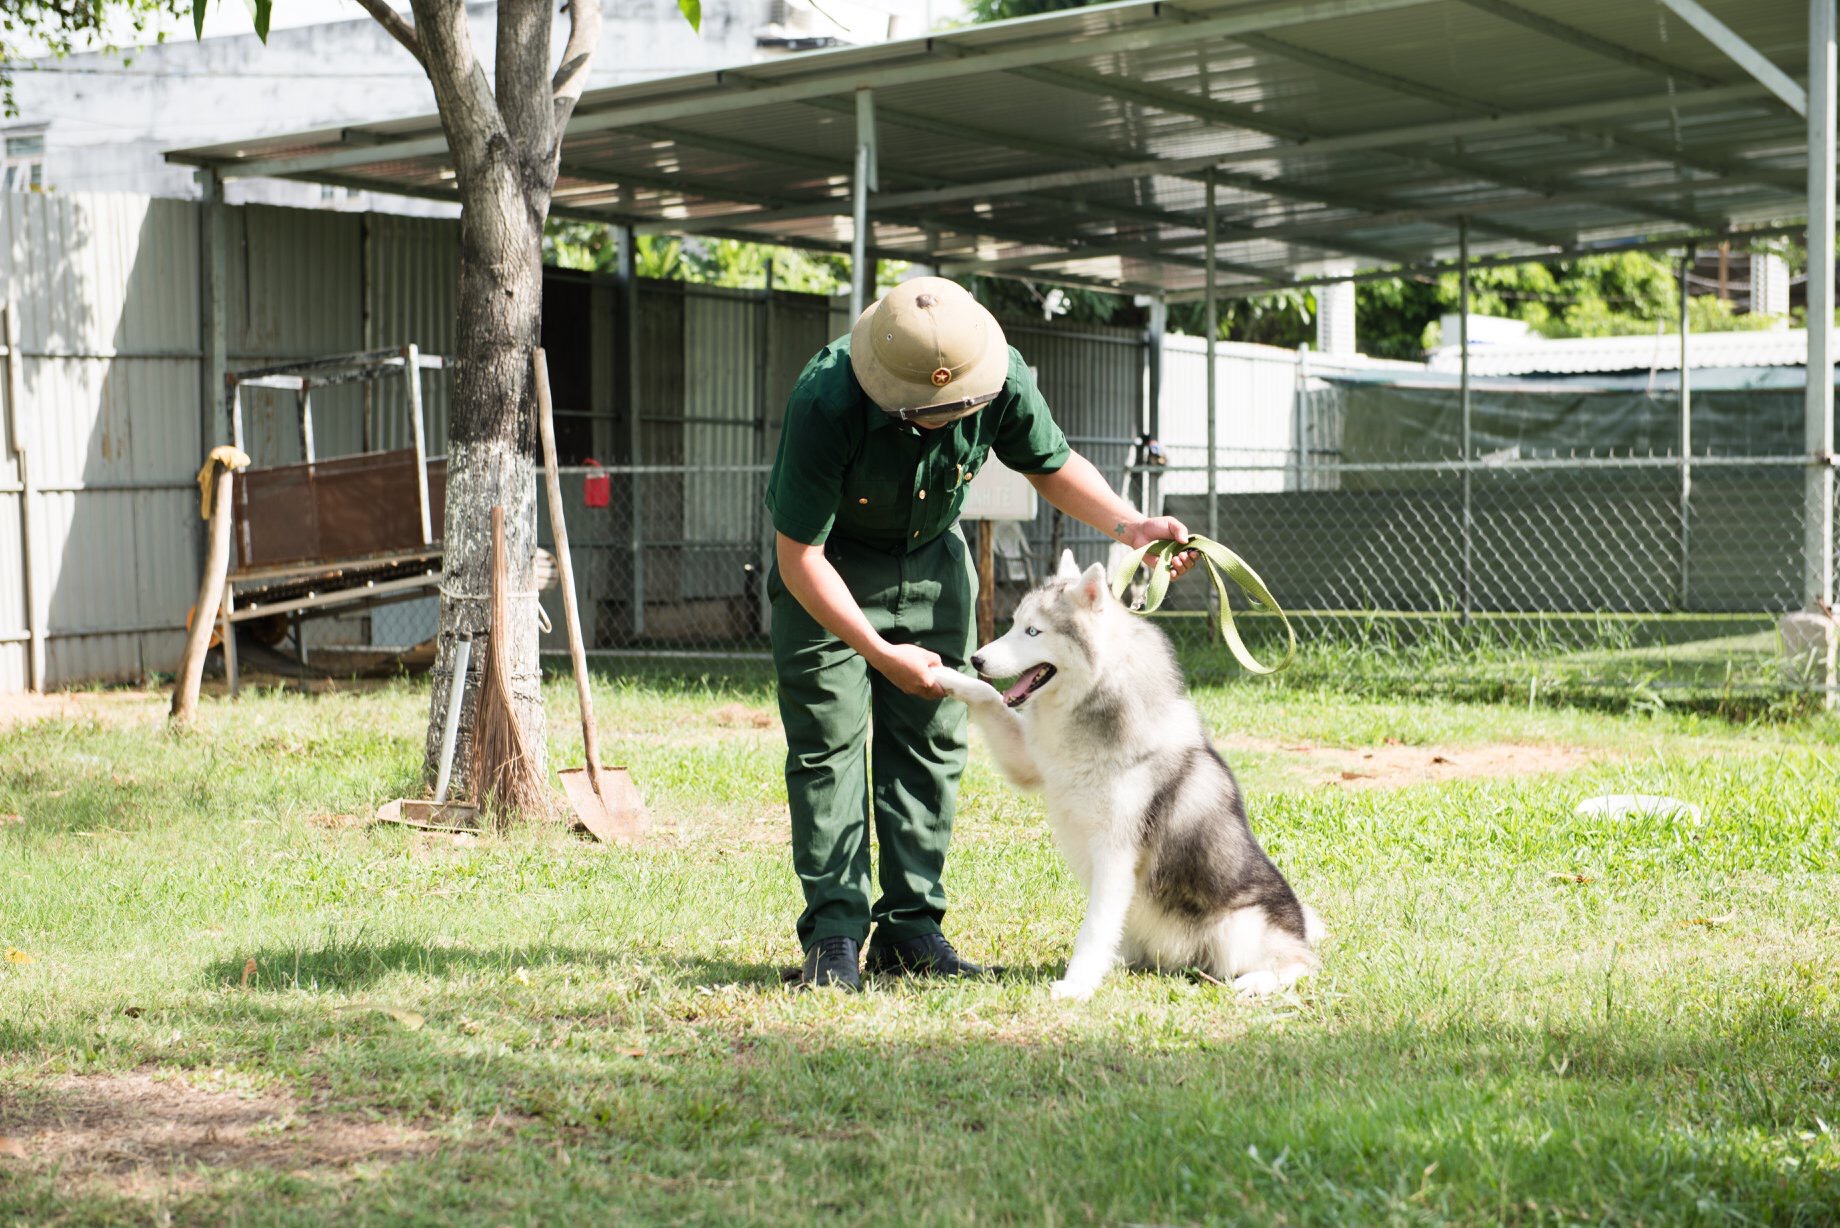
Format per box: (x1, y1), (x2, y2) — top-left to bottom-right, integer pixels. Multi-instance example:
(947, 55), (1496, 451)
(1174, 222), (1804, 301)
(197, 0), (1450, 180)
(800, 94), (1416, 264)
(1455, 0), (1728, 91)
(1804, 0), (1836, 650)
(1042, 47), (1702, 227)
(1005, 65), (1571, 249)
(851, 88), (877, 318)
(1657, 0), (1808, 116)
(1234, 31), (1798, 202)
(649, 221), (1177, 299)
(1236, 176), (1789, 245)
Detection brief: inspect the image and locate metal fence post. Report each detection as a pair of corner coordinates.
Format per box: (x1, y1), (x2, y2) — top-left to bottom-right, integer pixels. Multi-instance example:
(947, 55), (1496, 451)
(1679, 247), (1694, 609)
(618, 225), (645, 638)
(1807, 0), (1838, 686)
(405, 344), (431, 545)
(1293, 343), (1309, 492)
(1459, 218), (1473, 626)
(851, 88), (878, 320)
(1204, 170), (1219, 547)
(1143, 297), (1163, 515)
(4, 304), (42, 692)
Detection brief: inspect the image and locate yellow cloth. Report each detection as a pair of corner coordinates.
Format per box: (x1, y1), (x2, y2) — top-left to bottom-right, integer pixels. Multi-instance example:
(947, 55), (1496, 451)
(195, 445), (252, 520)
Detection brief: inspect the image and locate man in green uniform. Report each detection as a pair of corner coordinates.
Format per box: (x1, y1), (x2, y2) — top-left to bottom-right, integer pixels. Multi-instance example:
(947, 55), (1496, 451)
(765, 277), (1192, 990)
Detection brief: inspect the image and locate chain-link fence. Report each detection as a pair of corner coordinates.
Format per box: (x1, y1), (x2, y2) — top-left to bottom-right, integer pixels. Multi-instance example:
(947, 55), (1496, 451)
(516, 374), (1835, 706)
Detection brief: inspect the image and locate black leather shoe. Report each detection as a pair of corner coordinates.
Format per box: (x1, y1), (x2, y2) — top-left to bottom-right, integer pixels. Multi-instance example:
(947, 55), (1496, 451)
(799, 936), (862, 991)
(865, 933), (985, 978)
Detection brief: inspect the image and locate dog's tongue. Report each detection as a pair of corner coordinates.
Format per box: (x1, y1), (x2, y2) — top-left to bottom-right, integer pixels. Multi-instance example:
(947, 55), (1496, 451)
(1002, 665), (1047, 705)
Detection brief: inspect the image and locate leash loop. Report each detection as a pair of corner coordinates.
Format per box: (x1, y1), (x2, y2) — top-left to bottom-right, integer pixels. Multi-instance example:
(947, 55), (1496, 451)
(1110, 535), (1297, 675)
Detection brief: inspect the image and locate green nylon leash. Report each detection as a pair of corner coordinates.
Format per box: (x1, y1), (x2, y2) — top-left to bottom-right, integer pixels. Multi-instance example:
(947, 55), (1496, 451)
(1109, 535), (1298, 675)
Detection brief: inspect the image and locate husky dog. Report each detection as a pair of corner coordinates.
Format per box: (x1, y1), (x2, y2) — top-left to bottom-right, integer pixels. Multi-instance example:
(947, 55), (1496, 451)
(931, 551), (1321, 1000)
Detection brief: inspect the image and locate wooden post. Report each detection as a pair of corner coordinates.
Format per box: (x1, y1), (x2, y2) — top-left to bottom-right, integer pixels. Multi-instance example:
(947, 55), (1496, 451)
(535, 348), (605, 797)
(171, 455), (241, 726)
(976, 520), (996, 648)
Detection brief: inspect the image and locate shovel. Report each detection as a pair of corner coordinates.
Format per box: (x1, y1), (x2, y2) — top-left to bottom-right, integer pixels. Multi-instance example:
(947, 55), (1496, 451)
(377, 631), (485, 832)
(535, 347), (650, 842)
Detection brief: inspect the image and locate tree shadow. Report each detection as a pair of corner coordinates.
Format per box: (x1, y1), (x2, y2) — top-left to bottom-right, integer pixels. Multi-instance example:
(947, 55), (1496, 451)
(201, 940), (1077, 996)
(19, 972), (1839, 1225)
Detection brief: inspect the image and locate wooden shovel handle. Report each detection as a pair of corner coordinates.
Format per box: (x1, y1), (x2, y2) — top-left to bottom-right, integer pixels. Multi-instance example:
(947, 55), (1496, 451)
(534, 347), (607, 800)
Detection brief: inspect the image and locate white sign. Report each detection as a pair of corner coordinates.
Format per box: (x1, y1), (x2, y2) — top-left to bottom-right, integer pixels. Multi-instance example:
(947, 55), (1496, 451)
(960, 456), (1038, 522)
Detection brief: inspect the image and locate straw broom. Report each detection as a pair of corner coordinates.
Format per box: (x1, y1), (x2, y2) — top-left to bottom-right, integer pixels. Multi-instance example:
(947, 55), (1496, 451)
(471, 504), (549, 822)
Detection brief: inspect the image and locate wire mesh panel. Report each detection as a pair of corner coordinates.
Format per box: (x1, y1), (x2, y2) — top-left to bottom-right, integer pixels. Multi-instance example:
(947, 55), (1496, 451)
(516, 343), (1834, 702)
(537, 464), (773, 656)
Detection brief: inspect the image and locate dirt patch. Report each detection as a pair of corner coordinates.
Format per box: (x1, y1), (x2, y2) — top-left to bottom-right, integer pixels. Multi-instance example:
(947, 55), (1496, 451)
(1219, 735), (1597, 790)
(710, 703), (777, 731)
(0, 689), (168, 731)
(0, 1071), (440, 1197)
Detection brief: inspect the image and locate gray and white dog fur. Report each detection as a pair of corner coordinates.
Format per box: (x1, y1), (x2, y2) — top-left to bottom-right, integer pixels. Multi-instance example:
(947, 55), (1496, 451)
(931, 550), (1321, 1000)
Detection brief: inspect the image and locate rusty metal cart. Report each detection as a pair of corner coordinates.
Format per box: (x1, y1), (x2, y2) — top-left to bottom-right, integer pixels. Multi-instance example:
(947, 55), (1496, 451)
(217, 346), (447, 695)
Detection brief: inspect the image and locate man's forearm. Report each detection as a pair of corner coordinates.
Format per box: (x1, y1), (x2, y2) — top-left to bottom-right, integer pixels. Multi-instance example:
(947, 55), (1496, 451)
(1027, 452), (1143, 542)
(775, 535), (890, 667)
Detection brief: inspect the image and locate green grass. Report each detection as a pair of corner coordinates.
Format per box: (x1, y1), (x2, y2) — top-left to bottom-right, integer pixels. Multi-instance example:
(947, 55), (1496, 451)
(2, 667), (1839, 1226)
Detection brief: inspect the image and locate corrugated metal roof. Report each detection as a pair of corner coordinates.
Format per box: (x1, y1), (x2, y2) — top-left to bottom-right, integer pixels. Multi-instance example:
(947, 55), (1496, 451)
(169, 0), (1818, 296)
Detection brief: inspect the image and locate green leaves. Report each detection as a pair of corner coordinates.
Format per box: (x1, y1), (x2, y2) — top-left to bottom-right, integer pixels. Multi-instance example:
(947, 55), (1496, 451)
(677, 0), (701, 33)
(188, 0), (272, 43)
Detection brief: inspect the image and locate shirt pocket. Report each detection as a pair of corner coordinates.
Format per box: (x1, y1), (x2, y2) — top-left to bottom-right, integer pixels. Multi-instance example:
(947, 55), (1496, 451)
(839, 445), (914, 540)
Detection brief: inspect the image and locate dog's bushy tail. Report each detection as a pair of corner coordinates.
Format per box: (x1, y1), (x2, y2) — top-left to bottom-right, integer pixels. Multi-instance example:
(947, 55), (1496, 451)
(1303, 905), (1327, 946)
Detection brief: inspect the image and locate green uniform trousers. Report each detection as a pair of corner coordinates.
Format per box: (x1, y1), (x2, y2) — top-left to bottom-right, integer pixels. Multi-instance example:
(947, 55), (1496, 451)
(769, 525), (978, 952)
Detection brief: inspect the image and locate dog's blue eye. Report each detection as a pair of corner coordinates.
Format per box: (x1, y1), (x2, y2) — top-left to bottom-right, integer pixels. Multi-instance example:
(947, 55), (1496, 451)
(1025, 626), (1040, 637)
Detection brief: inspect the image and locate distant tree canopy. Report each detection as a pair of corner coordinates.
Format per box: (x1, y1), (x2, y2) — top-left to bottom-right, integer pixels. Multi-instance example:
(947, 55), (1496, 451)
(1, 0), (183, 115)
(545, 222), (865, 295)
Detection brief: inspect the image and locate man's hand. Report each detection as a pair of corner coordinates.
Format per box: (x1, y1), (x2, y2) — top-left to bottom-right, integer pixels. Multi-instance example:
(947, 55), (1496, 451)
(1122, 514), (1199, 580)
(874, 643), (946, 699)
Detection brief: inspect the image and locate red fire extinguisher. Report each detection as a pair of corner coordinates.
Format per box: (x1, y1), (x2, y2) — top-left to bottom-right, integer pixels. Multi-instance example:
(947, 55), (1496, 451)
(582, 457), (610, 509)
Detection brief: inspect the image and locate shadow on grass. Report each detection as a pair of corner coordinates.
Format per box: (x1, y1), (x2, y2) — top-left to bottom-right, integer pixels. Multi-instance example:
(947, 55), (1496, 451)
(200, 942), (1071, 996)
(11, 976), (1839, 1225)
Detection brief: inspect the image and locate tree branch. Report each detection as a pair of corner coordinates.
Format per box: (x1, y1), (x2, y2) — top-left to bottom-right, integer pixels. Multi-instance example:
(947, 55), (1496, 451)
(550, 0), (603, 145)
(496, 0), (554, 164)
(407, 0), (504, 178)
(352, 0), (425, 67)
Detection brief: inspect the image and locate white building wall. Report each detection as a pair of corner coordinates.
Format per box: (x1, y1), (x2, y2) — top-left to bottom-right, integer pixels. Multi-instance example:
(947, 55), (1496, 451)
(1156, 334), (1422, 495)
(8, 0), (786, 210)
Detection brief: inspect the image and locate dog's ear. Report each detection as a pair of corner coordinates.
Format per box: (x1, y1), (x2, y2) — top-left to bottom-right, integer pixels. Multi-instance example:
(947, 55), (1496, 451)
(1056, 549), (1080, 581)
(1077, 562), (1109, 610)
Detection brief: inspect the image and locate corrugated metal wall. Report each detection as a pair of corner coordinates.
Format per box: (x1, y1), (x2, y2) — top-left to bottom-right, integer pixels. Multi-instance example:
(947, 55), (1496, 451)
(0, 193), (202, 689)
(0, 191), (462, 689)
(0, 190), (1207, 689)
(1000, 317), (1147, 572)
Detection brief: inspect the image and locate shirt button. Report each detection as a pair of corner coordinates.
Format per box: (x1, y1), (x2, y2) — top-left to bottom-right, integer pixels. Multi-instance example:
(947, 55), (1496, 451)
(912, 530), (920, 538)
(918, 489), (926, 500)
(858, 497), (869, 504)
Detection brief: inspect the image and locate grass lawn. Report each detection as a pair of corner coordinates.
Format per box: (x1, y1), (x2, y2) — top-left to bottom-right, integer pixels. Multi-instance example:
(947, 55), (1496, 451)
(2, 661), (1838, 1225)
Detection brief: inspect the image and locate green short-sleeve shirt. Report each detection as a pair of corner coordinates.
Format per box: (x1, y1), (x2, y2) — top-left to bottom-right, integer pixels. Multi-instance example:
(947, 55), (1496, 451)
(765, 333), (1071, 553)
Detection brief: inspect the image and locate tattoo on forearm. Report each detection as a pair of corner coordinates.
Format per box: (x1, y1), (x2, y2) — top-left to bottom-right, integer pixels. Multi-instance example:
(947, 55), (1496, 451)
(1113, 520), (1127, 540)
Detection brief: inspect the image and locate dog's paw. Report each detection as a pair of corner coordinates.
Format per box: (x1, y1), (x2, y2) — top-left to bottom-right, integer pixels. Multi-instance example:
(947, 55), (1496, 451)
(930, 667), (1003, 707)
(1231, 969), (1289, 997)
(1049, 977), (1097, 1002)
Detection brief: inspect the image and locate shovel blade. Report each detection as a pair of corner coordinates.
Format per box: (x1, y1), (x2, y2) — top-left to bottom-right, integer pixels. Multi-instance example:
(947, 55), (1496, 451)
(375, 798), (484, 832)
(559, 766), (650, 844)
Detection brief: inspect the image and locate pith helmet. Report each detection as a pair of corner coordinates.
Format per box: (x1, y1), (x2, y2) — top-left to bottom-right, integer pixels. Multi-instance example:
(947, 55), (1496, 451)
(850, 276), (1009, 420)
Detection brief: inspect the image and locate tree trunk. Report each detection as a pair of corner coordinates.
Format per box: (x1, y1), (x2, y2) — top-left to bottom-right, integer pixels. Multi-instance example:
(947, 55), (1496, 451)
(423, 152), (550, 792)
